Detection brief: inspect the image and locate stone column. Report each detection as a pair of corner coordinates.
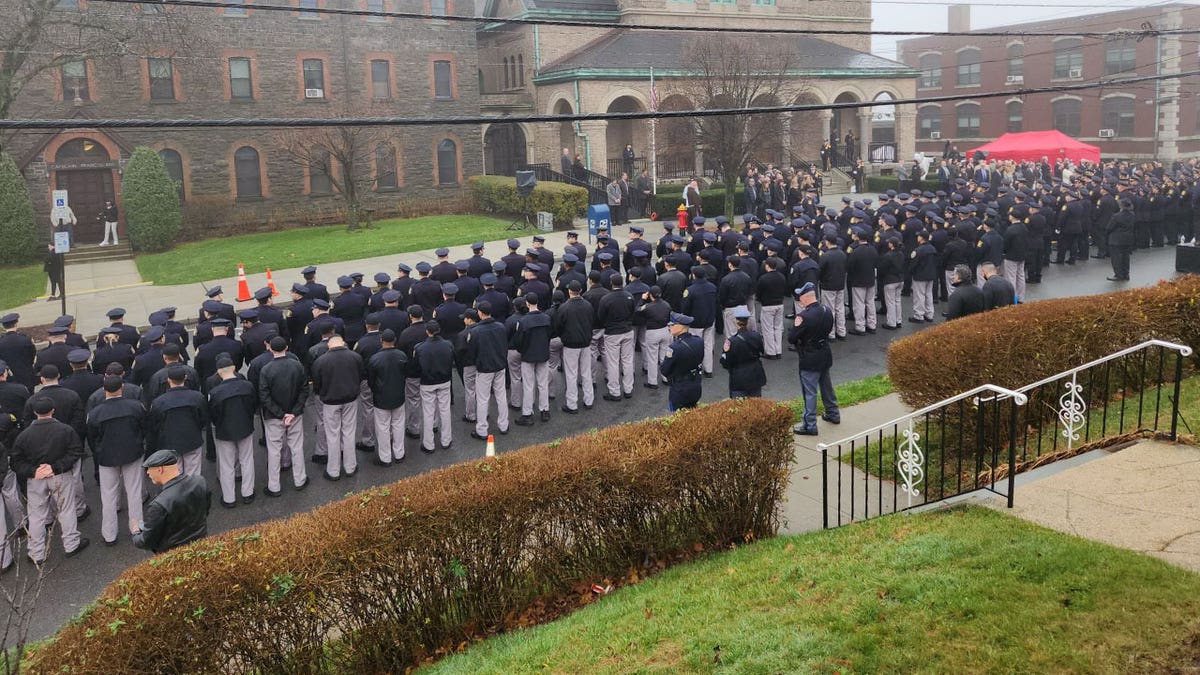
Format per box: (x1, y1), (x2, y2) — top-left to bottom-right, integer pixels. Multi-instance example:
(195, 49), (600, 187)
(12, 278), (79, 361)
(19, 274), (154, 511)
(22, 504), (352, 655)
(819, 110), (833, 145)
(780, 112), (793, 164)
(895, 106), (916, 169)
(857, 111), (872, 163)
(1157, 8), (1183, 162)
(577, 120), (608, 174)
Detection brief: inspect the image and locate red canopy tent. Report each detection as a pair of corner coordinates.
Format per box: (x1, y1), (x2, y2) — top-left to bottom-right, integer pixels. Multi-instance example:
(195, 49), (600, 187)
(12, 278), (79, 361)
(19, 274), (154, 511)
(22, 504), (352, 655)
(965, 130), (1101, 164)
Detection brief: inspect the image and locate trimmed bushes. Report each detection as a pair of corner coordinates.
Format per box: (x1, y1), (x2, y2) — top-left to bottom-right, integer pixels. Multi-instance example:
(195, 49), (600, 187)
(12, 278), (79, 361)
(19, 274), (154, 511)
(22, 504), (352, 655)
(469, 175), (587, 226)
(121, 147), (182, 252)
(887, 275), (1200, 409)
(0, 152), (38, 265)
(27, 398), (793, 674)
(649, 188), (728, 220)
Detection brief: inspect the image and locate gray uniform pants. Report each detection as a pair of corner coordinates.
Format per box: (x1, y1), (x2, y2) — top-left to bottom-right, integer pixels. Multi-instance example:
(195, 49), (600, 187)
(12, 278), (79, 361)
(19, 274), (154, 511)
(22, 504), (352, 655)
(820, 289), (846, 338)
(373, 406), (405, 462)
(181, 446), (203, 477)
(603, 331), (635, 396)
(944, 271), (955, 298)
(357, 381), (376, 447)
(421, 382), (452, 450)
(974, 264), (987, 289)
(2, 470), (26, 530)
(0, 489), (10, 570)
(462, 365), (477, 422)
(641, 327), (671, 385)
(911, 280), (935, 320)
(307, 393), (327, 457)
(27, 470), (81, 561)
(721, 306), (746, 340)
(264, 417), (307, 492)
(851, 285), (877, 332)
(72, 460), (86, 518)
(759, 304), (783, 357)
(883, 282), (903, 327)
(404, 377), (422, 435)
(322, 401), (358, 478)
(99, 462), (142, 544)
(548, 337), (563, 399)
(560, 347), (594, 410)
(589, 329), (604, 365)
(1003, 259), (1026, 303)
(506, 349), (524, 410)
(215, 436), (255, 503)
(520, 361), (550, 415)
(688, 325), (715, 375)
(474, 370), (509, 436)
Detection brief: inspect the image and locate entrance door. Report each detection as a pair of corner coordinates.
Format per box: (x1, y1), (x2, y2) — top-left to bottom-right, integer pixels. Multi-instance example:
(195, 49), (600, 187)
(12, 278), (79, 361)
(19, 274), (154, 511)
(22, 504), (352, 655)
(55, 170), (114, 242)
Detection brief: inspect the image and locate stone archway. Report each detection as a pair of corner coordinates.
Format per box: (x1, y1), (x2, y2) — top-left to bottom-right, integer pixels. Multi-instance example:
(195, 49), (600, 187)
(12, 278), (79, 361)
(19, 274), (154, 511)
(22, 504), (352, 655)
(553, 99), (575, 157)
(658, 94), (696, 180)
(789, 92), (825, 163)
(483, 123), (527, 176)
(50, 136), (119, 242)
(869, 92), (897, 164)
(606, 95), (647, 179)
(831, 92), (861, 155)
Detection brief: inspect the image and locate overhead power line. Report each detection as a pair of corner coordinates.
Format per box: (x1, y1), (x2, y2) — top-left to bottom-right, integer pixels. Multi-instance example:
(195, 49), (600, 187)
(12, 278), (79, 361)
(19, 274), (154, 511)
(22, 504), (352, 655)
(3, 69), (1196, 131)
(86, 0), (1200, 39)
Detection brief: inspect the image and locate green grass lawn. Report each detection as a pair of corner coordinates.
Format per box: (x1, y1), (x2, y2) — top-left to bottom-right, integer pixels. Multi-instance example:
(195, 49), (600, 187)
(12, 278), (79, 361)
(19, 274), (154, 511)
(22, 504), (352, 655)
(788, 373), (893, 422)
(135, 214), (517, 286)
(0, 264), (48, 313)
(422, 506), (1200, 674)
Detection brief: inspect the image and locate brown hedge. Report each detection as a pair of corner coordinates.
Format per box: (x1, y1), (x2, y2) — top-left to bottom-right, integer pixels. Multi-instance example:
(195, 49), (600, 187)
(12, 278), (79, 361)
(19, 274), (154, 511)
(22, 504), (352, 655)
(887, 274), (1200, 409)
(25, 398), (793, 674)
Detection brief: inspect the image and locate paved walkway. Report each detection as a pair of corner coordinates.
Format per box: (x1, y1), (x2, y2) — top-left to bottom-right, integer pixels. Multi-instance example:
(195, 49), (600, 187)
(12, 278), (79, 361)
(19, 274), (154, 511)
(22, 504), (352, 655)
(988, 440), (1200, 572)
(780, 393), (914, 534)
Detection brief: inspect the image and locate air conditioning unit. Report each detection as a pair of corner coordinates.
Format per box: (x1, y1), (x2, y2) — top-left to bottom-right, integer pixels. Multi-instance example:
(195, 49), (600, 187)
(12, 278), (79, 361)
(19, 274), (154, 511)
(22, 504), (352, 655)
(304, 88), (324, 99)
(1068, 67), (1082, 79)
(1006, 75), (1024, 85)
(930, 131), (941, 140)
(1098, 128), (1115, 138)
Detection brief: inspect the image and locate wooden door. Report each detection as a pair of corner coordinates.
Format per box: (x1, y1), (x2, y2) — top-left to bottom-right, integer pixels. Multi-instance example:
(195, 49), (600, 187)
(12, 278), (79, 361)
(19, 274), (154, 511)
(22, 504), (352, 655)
(55, 170), (114, 242)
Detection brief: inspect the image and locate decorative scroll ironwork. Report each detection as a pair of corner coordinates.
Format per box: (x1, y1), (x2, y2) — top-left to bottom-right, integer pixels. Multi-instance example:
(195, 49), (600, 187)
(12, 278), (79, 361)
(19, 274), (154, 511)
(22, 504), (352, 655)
(896, 420), (924, 507)
(1057, 374), (1087, 451)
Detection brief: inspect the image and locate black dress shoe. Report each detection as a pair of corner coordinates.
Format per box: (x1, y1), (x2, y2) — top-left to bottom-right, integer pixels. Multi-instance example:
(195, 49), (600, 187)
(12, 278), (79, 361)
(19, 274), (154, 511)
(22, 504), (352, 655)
(294, 479), (309, 492)
(821, 414), (841, 425)
(312, 455), (328, 465)
(703, 372), (713, 378)
(242, 494), (255, 505)
(560, 405), (578, 414)
(469, 430), (487, 440)
(78, 505), (91, 522)
(103, 538), (118, 547)
(908, 317), (925, 324)
(264, 486), (282, 498)
(65, 538), (90, 558)
(405, 431), (420, 440)
(847, 329), (865, 336)
(440, 441), (453, 451)
(421, 446), (436, 454)
(882, 323), (900, 330)
(344, 468), (357, 478)
(622, 392), (633, 399)
(541, 410), (551, 421)
(323, 472), (340, 482)
(582, 402), (593, 410)
(793, 425), (819, 436)
(221, 500), (237, 509)
(866, 328), (877, 334)
(602, 393), (622, 402)
(515, 415), (535, 426)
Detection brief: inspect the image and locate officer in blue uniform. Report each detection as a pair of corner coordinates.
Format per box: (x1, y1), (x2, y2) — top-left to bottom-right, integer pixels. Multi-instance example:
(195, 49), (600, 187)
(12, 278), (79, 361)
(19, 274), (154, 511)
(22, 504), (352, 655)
(659, 312), (704, 411)
(789, 282), (840, 435)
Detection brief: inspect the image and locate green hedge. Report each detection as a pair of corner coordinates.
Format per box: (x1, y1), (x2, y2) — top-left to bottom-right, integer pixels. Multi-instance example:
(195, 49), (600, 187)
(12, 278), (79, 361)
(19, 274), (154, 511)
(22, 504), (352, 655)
(469, 175), (587, 227)
(865, 176), (943, 195)
(649, 189), (729, 220)
(121, 147), (182, 252)
(0, 152), (38, 265)
(27, 398), (793, 674)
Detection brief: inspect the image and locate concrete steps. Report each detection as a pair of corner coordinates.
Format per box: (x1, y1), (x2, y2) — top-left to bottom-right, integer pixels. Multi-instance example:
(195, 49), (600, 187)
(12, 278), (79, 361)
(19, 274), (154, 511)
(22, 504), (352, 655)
(65, 242), (133, 264)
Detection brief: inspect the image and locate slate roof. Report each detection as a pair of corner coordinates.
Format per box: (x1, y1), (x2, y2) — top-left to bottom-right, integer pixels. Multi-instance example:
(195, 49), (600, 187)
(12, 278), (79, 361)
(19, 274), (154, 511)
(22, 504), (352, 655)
(540, 30), (912, 77)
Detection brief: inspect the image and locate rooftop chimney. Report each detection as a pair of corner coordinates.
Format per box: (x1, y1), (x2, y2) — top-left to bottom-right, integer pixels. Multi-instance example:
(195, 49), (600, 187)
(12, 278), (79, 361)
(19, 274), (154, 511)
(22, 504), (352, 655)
(948, 4), (971, 34)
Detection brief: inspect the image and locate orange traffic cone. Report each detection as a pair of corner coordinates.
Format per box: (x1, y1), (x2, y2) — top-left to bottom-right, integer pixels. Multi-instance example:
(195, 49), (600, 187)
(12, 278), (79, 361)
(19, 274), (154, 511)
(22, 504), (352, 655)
(485, 434), (495, 457)
(265, 267), (279, 296)
(235, 262), (252, 302)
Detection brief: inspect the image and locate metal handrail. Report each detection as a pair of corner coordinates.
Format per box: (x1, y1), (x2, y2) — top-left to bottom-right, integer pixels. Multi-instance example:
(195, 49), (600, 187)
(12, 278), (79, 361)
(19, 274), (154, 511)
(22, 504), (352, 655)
(1014, 340), (1193, 393)
(816, 383), (1028, 453)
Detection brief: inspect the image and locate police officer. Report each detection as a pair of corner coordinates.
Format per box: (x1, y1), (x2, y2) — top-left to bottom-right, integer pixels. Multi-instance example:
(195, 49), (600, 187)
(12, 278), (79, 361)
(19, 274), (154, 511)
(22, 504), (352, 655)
(147, 365), (209, 476)
(681, 267), (717, 377)
(368, 272), (392, 313)
(467, 241), (492, 278)
(789, 282), (840, 435)
(598, 276), (636, 401)
(332, 276), (367, 347)
(1107, 198), (1137, 282)
(301, 265), (329, 302)
(131, 326), (167, 387)
(513, 294), (553, 425)
(92, 326), (135, 378)
(198, 286), (236, 324)
(0, 314), (36, 389)
(11, 397), (87, 562)
(257, 336), (309, 496)
(240, 308), (278, 362)
(208, 354), (258, 506)
(312, 334), (364, 481)
(132, 449), (211, 554)
(637, 285), (672, 389)
(88, 376), (147, 545)
(660, 313), (704, 411)
(367, 329), (408, 464)
(377, 290), (411, 335)
(54, 314), (89, 351)
(720, 306), (767, 398)
(431, 247), (457, 284)
(391, 263), (414, 306)
(286, 283), (314, 352)
(414, 320), (454, 452)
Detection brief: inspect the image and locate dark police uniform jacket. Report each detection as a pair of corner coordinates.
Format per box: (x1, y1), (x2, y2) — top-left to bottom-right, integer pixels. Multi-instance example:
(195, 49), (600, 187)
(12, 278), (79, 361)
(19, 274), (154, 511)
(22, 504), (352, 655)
(720, 329), (767, 393)
(788, 301), (834, 372)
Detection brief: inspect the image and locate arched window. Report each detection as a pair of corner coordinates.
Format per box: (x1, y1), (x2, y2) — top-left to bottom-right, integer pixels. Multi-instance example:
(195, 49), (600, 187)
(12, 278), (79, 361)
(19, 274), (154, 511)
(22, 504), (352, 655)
(436, 138), (458, 185)
(1007, 43), (1024, 79)
(917, 105), (941, 139)
(158, 148), (185, 202)
(1054, 38), (1083, 78)
(502, 57), (510, 90)
(956, 49), (980, 86)
(309, 149), (332, 194)
(375, 143), (398, 190)
(1006, 101), (1023, 133)
(1101, 97), (1135, 136)
(233, 146), (262, 198)
(1105, 37), (1136, 75)
(956, 103), (980, 138)
(517, 54), (524, 86)
(919, 54), (941, 89)
(1052, 98), (1082, 136)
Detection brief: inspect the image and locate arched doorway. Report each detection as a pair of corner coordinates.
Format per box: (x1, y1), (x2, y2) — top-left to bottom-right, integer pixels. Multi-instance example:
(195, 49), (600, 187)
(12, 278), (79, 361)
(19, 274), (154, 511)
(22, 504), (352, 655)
(831, 92), (860, 159)
(483, 123), (527, 176)
(605, 95), (646, 178)
(553, 99), (575, 160)
(52, 138), (117, 243)
(869, 92), (897, 164)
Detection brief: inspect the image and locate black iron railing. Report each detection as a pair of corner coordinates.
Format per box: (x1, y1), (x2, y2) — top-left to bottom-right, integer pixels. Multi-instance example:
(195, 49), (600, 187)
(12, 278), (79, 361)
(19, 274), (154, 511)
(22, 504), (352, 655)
(818, 339), (1193, 529)
(517, 162), (607, 205)
(607, 156), (648, 179)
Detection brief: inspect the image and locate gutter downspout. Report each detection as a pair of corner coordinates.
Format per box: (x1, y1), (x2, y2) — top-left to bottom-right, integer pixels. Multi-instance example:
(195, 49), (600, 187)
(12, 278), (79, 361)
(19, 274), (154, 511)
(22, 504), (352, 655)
(573, 79), (590, 169)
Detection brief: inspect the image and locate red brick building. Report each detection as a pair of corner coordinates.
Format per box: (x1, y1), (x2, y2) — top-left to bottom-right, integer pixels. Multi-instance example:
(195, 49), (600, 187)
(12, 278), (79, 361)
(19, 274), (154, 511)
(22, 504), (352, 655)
(896, 3), (1200, 161)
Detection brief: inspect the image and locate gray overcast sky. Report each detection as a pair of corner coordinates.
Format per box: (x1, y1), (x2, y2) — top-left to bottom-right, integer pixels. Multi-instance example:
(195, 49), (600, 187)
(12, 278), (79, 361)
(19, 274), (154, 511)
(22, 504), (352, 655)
(870, 0), (1179, 59)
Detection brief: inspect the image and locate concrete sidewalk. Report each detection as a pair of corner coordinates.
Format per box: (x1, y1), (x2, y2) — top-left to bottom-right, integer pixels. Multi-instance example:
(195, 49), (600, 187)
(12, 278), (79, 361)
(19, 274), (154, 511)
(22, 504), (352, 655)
(780, 392), (914, 534)
(987, 440), (1200, 572)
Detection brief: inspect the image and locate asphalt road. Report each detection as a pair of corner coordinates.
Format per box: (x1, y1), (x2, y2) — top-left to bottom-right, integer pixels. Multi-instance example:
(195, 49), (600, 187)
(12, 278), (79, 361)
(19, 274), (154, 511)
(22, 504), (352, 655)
(4, 244), (1186, 641)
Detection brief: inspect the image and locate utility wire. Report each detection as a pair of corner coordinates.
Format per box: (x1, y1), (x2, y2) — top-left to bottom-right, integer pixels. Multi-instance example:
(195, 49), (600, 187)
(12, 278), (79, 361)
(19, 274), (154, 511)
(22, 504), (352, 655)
(3, 68), (1197, 130)
(85, 0), (1200, 39)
